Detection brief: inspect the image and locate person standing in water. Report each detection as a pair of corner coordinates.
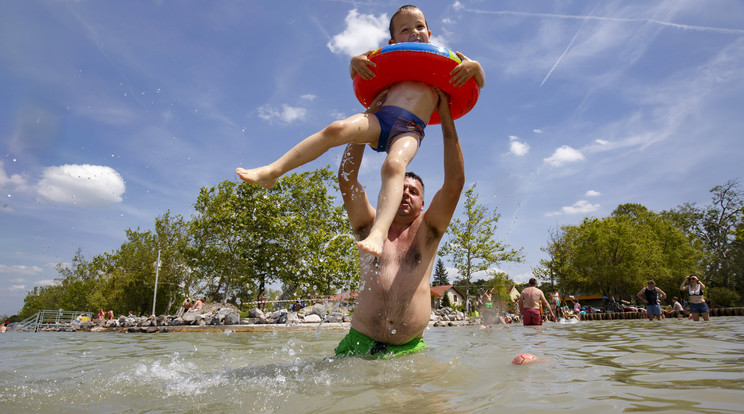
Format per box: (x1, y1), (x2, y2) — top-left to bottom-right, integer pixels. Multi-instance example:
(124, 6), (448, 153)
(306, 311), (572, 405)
(680, 275), (710, 321)
(637, 280), (667, 321)
(334, 87), (464, 358)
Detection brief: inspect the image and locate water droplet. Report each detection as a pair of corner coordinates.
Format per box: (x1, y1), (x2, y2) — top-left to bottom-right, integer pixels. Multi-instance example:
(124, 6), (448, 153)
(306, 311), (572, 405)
(391, 329), (396, 334)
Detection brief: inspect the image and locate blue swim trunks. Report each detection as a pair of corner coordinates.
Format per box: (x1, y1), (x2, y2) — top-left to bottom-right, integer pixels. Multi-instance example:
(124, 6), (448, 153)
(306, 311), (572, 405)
(371, 106), (426, 153)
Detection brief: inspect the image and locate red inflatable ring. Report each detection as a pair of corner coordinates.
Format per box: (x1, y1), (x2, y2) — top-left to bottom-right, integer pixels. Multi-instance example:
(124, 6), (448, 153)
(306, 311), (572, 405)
(352, 42), (480, 125)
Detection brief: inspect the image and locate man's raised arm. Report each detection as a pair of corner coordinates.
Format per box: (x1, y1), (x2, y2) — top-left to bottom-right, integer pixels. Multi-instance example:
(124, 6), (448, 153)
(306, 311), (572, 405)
(424, 89), (465, 235)
(338, 144), (375, 237)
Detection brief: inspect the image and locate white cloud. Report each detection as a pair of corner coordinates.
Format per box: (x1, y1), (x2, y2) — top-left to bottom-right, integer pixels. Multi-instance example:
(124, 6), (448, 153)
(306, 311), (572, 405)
(35, 279), (59, 287)
(37, 164), (125, 207)
(595, 139), (609, 145)
(300, 94), (317, 102)
(0, 161), (28, 192)
(257, 104), (307, 123)
(8, 285), (26, 292)
(544, 145), (585, 167)
(327, 9), (389, 56)
(585, 190), (601, 197)
(533, 129), (543, 134)
(0, 264), (43, 277)
(508, 135), (530, 156)
(546, 199), (600, 217)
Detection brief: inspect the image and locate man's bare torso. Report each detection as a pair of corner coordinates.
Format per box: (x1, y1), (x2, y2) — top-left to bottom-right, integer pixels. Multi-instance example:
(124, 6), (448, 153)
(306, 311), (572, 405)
(520, 287), (545, 310)
(351, 216), (439, 345)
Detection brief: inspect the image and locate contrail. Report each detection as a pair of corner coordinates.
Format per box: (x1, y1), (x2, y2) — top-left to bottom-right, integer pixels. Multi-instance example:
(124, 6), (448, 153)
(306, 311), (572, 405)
(465, 8), (744, 36)
(540, 2), (600, 87)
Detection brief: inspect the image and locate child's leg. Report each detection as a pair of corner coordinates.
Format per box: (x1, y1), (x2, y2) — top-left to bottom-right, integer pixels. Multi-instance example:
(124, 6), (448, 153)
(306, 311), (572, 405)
(236, 113), (380, 188)
(358, 134), (419, 257)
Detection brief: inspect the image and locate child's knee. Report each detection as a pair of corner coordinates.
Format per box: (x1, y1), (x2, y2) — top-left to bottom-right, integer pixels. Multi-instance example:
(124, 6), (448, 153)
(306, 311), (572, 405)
(323, 120), (349, 140)
(380, 155), (408, 178)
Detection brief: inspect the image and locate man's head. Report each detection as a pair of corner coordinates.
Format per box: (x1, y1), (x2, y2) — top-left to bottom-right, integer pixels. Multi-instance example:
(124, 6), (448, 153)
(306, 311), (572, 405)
(389, 5), (431, 44)
(397, 172), (425, 220)
(529, 278), (537, 286)
(647, 280), (656, 287)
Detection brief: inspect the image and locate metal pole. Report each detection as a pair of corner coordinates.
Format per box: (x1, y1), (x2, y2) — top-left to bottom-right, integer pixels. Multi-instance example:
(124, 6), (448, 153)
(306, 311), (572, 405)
(152, 249), (161, 316)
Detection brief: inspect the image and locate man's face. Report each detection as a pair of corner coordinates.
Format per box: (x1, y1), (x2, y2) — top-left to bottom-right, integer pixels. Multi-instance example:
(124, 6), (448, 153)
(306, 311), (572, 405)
(398, 176), (424, 218)
(389, 8), (431, 44)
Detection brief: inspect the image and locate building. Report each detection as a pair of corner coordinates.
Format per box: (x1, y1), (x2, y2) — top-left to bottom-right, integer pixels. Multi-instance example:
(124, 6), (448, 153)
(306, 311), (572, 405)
(430, 285), (465, 309)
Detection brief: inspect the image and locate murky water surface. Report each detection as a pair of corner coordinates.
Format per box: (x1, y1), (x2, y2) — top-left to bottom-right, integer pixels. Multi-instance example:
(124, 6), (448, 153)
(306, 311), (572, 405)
(1, 317), (743, 413)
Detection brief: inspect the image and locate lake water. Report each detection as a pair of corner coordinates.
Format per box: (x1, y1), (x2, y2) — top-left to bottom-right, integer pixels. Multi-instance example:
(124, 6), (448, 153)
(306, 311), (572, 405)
(1, 317), (743, 413)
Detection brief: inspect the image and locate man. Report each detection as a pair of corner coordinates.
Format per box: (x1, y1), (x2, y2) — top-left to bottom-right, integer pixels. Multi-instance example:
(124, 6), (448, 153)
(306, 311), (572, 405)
(334, 89), (464, 358)
(637, 280), (667, 321)
(517, 278), (555, 326)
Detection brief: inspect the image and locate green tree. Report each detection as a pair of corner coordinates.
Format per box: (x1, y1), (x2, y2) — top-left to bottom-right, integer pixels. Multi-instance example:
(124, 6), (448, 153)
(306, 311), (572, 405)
(539, 203), (703, 300)
(18, 248), (103, 318)
(439, 183), (523, 306)
(666, 179), (743, 292)
(432, 258), (449, 286)
(187, 168), (358, 306)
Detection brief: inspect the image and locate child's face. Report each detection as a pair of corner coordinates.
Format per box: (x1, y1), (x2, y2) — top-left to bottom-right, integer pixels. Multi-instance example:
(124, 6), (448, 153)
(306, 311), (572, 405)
(389, 8), (431, 44)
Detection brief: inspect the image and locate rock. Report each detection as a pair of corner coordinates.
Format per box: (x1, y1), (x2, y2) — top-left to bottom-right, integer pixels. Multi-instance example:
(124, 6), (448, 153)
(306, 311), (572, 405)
(249, 308), (265, 319)
(303, 314), (322, 323)
(182, 311), (198, 324)
(286, 312), (300, 325)
(309, 304), (327, 319)
(224, 312), (240, 325)
(325, 314), (344, 323)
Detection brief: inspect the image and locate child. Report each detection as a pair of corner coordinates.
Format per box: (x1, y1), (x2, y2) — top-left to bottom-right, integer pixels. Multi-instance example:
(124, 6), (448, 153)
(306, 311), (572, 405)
(236, 5), (485, 257)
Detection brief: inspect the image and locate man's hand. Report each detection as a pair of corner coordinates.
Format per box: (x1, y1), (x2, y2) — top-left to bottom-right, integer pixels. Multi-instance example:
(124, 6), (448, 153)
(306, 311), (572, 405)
(435, 87), (452, 121)
(365, 88), (389, 113)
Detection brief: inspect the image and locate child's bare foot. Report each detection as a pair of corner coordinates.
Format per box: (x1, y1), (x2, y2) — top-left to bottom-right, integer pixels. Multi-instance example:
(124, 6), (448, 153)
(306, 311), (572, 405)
(235, 167), (276, 189)
(357, 234), (385, 257)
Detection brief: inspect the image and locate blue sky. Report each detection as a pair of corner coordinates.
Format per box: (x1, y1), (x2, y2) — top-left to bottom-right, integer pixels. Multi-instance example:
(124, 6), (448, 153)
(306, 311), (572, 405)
(2, 1), (743, 316)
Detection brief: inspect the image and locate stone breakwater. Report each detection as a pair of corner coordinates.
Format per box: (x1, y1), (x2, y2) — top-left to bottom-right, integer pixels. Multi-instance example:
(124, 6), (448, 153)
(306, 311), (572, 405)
(22, 304), (474, 333)
(18, 305), (744, 333)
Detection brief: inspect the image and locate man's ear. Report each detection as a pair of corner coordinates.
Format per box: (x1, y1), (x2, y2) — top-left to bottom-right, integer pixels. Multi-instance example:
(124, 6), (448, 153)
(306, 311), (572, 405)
(388, 38), (395, 44)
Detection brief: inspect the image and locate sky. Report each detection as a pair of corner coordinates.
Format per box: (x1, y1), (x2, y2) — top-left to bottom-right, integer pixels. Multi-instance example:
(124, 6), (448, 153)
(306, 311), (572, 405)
(2, 0), (744, 316)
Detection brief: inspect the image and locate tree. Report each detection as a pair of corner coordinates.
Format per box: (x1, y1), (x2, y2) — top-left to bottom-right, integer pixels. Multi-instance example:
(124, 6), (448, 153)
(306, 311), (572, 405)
(539, 203), (703, 300)
(432, 258), (449, 286)
(665, 179), (744, 293)
(186, 168), (358, 306)
(438, 183), (523, 307)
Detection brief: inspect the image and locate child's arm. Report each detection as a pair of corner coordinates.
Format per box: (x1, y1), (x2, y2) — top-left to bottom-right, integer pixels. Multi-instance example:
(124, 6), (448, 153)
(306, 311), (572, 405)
(350, 50), (376, 80)
(450, 52), (485, 88)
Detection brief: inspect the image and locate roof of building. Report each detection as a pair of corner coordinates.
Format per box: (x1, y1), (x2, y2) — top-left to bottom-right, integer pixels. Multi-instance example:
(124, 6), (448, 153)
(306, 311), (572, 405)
(430, 284), (465, 298)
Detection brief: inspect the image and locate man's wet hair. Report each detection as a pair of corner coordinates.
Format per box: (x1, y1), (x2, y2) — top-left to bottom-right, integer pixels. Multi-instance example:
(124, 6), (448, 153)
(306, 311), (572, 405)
(389, 5), (428, 39)
(405, 171), (424, 193)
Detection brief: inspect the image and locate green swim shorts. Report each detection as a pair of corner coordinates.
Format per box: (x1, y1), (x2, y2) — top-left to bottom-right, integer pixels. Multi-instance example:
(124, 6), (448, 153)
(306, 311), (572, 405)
(335, 328), (426, 359)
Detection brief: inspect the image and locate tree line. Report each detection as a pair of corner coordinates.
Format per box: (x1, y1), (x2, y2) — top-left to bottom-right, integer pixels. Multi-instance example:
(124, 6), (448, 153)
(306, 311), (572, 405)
(15, 171), (741, 321)
(18, 168), (359, 319)
(536, 179), (743, 306)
